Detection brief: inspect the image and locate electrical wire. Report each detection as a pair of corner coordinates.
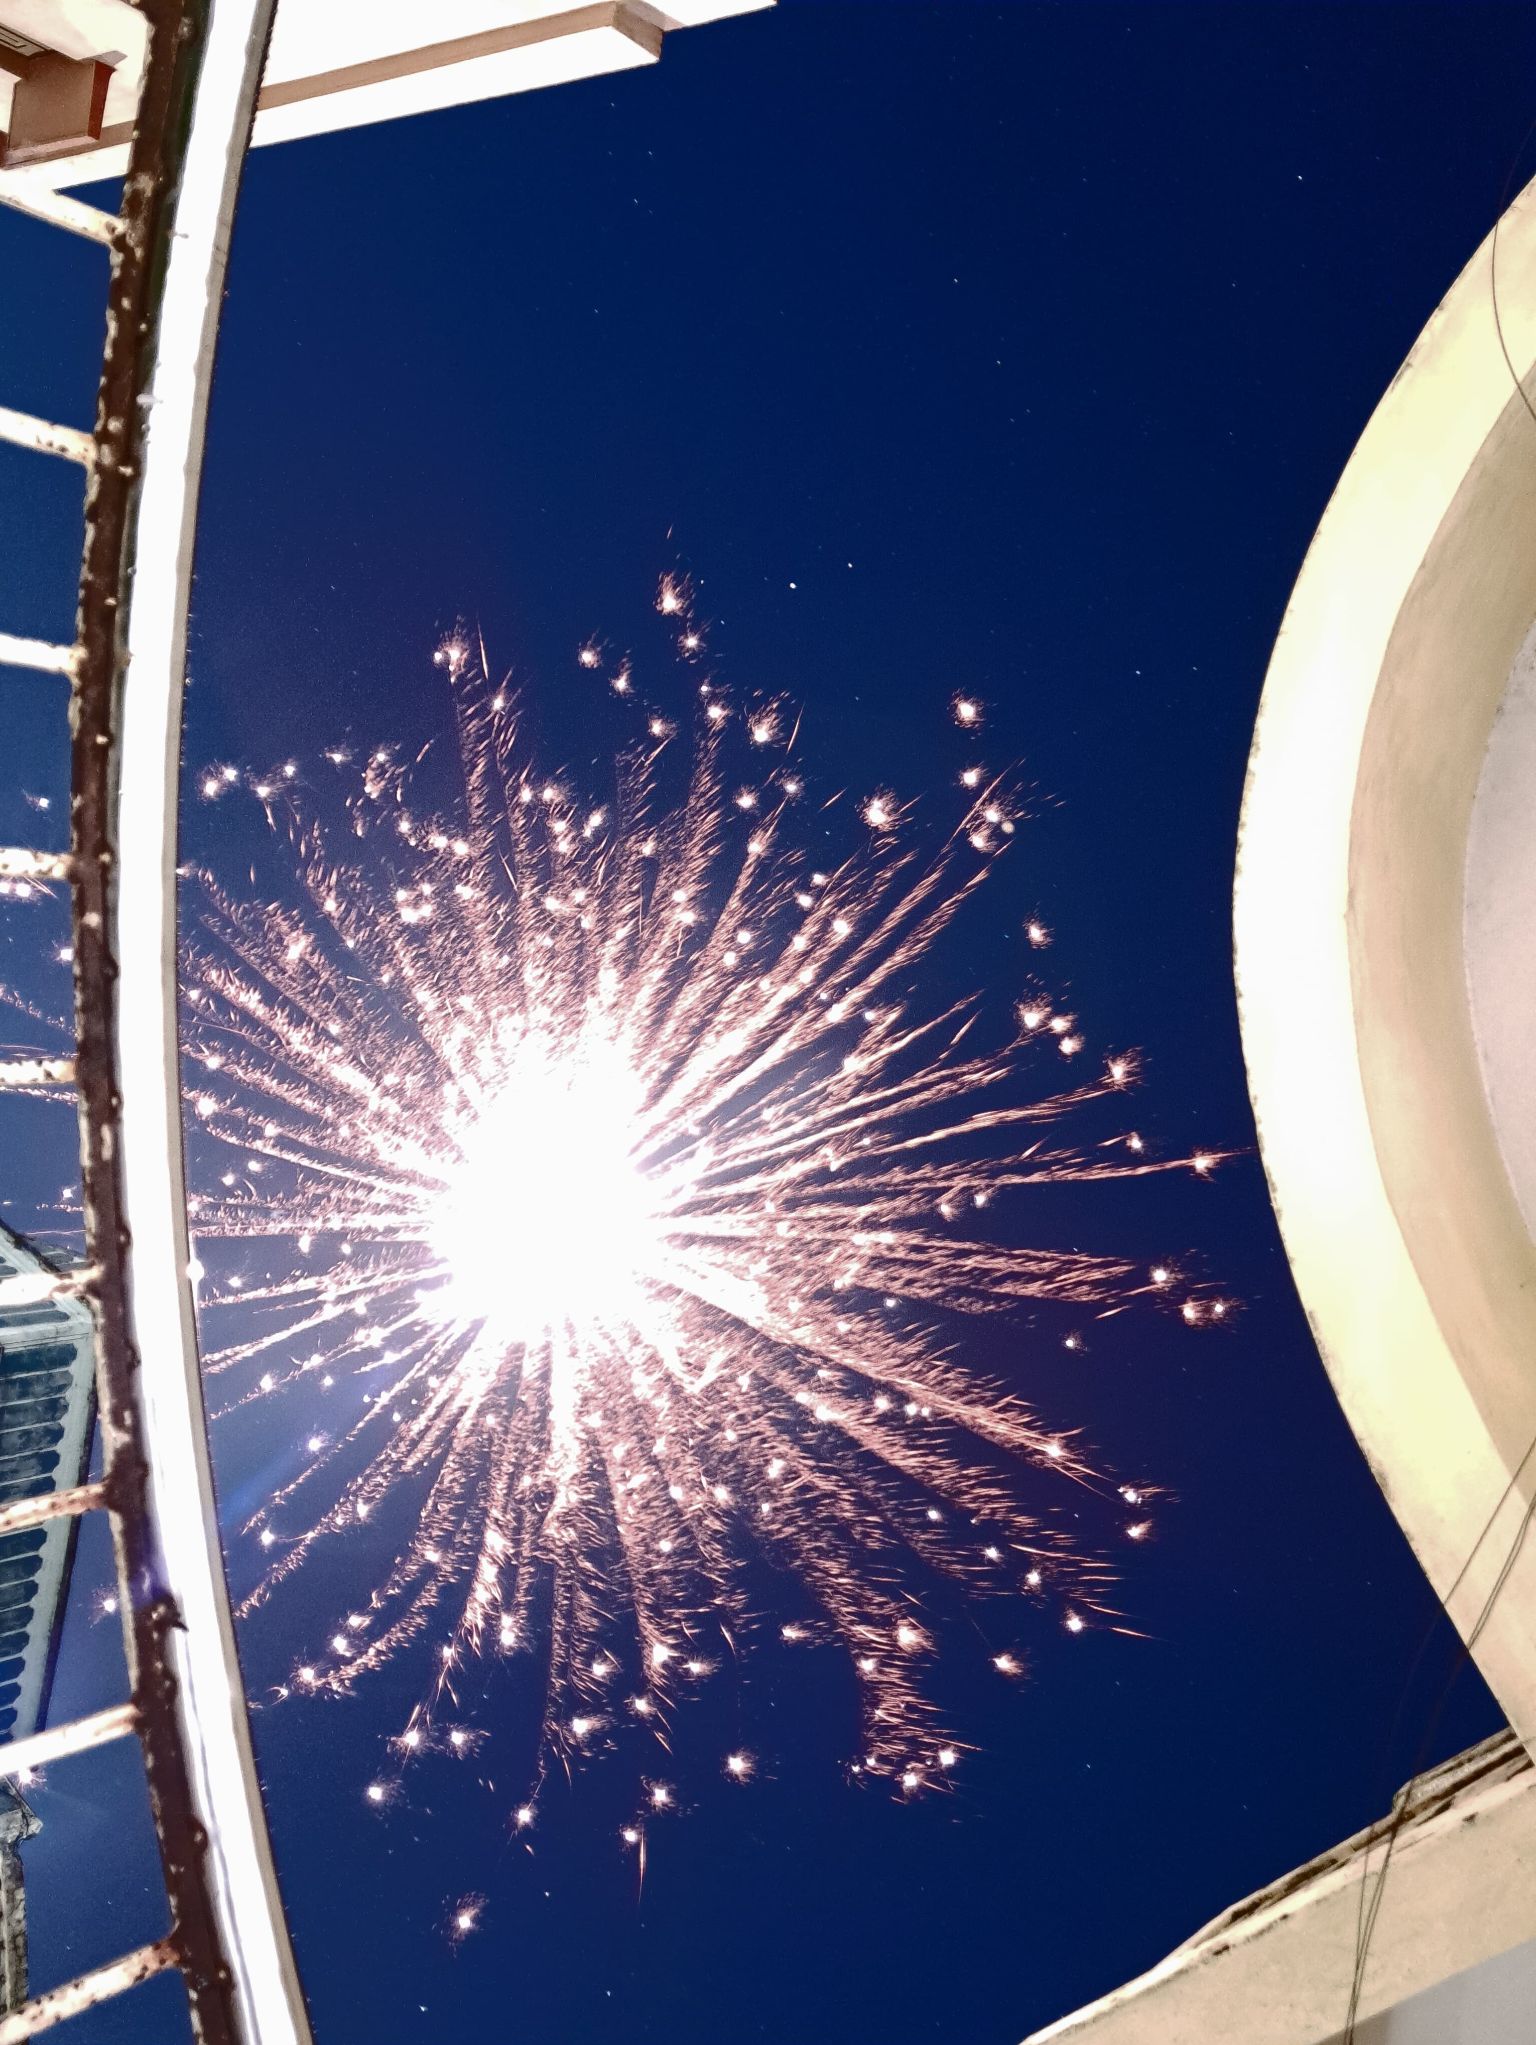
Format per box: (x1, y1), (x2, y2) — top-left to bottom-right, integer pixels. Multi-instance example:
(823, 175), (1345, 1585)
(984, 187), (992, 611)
(1342, 1437), (1536, 2039)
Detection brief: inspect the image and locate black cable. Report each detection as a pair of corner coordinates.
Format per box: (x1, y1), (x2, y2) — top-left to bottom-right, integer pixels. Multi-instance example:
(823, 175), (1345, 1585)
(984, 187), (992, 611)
(1343, 1440), (1536, 2039)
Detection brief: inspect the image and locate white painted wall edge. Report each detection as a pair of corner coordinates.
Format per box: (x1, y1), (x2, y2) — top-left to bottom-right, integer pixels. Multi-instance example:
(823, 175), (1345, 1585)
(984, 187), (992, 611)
(1022, 1734), (1536, 2045)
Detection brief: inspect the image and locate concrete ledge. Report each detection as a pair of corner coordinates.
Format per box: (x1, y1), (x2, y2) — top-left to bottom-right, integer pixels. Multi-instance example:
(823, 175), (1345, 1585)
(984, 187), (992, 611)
(1024, 1735), (1536, 2045)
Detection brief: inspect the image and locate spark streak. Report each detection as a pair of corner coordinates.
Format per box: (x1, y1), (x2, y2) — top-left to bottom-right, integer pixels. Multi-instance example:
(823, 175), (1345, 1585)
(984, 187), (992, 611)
(182, 619), (1216, 1803)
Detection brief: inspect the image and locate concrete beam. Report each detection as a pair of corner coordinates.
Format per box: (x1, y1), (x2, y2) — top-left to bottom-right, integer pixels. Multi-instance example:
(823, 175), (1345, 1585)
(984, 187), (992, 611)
(0, 0), (771, 185)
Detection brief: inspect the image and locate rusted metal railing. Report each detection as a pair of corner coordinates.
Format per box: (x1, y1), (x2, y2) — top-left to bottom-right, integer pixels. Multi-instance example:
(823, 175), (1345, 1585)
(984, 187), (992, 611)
(0, 2), (309, 2039)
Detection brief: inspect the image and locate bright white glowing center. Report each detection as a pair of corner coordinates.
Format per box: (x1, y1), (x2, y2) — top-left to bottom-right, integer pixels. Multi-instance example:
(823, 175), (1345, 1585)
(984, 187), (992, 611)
(429, 1039), (653, 1342)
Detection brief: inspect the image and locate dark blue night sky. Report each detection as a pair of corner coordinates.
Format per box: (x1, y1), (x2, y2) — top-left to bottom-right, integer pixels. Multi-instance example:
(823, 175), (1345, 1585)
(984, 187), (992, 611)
(2, 4), (1533, 2041)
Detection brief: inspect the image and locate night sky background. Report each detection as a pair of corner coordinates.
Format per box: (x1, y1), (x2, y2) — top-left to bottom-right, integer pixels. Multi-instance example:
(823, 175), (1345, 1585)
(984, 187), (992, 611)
(2, 3), (1534, 2041)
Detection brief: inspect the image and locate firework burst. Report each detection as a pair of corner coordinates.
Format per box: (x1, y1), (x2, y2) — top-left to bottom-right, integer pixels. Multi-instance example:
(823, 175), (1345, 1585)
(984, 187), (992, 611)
(180, 602), (1219, 1816)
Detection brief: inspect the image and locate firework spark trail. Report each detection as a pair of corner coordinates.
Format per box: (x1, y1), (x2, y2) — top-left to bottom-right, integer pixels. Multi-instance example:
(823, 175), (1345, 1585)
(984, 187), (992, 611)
(176, 609), (1222, 1812)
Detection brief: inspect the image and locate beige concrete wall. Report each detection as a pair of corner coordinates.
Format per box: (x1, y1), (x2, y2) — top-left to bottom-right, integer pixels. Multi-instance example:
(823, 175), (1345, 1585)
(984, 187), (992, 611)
(1336, 1936), (1536, 2044)
(1466, 621), (1536, 1240)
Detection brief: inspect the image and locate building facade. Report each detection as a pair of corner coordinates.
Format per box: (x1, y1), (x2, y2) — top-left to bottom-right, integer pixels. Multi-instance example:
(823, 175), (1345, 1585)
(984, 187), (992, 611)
(0, 1223), (97, 2006)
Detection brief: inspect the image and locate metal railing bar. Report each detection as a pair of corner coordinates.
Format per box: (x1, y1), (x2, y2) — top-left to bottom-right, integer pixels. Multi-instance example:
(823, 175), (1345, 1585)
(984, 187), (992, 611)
(0, 1479), (108, 1537)
(0, 177), (119, 247)
(0, 632), (76, 675)
(0, 1939), (178, 2043)
(0, 848), (73, 881)
(0, 1700), (139, 1780)
(0, 405), (93, 466)
(0, 1056), (76, 1089)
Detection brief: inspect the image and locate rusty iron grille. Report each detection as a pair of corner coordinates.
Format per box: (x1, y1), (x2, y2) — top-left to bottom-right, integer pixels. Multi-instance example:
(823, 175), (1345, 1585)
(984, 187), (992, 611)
(0, 2), (310, 2039)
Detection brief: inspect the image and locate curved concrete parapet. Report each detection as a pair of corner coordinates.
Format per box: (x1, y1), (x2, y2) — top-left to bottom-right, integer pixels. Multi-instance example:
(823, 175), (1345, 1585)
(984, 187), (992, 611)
(1234, 174), (1536, 1748)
